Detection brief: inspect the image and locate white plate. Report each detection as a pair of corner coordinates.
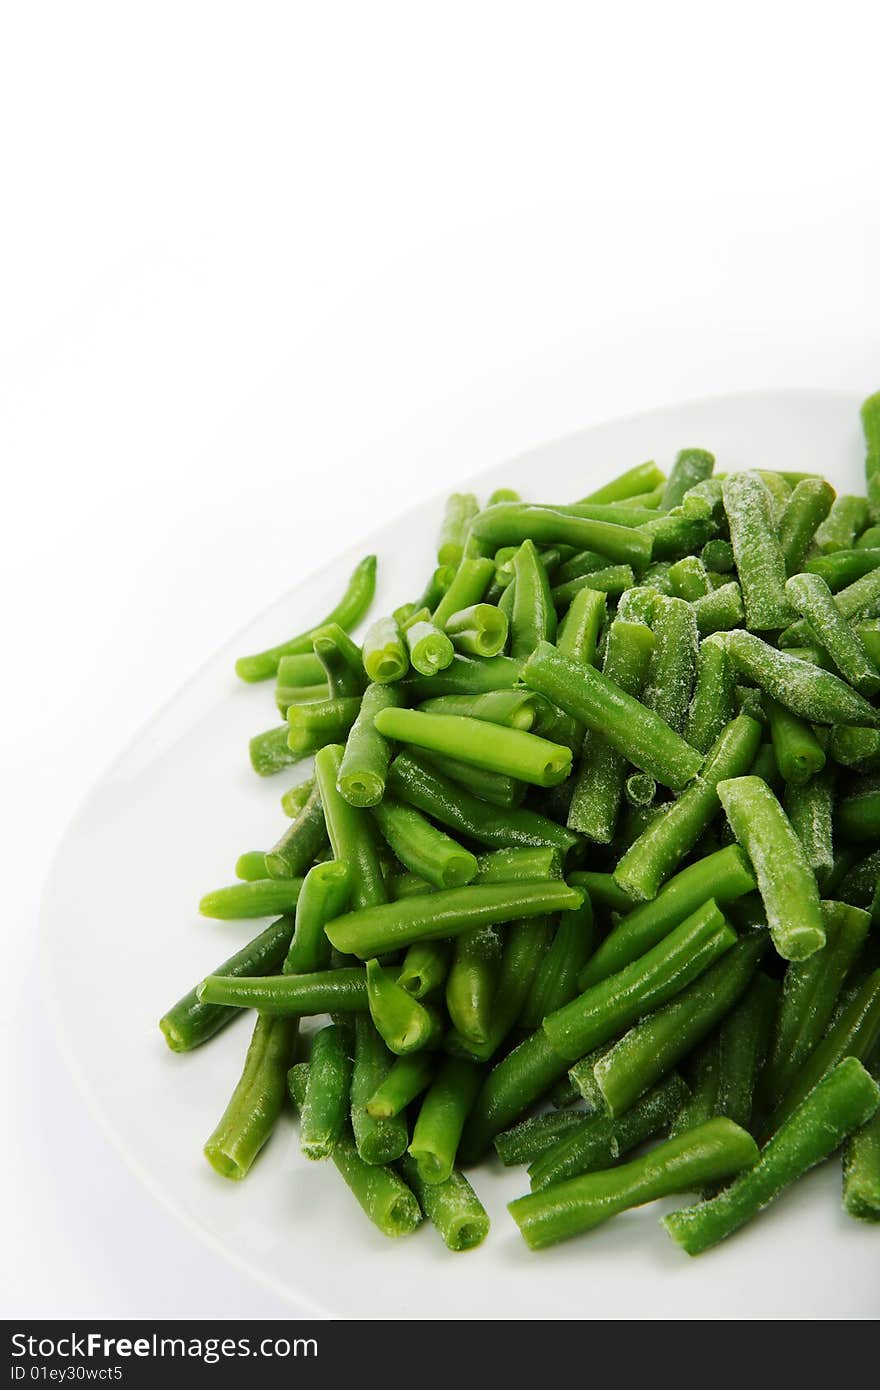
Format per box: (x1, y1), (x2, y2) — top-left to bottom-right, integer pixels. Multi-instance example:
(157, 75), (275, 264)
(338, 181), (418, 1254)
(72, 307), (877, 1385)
(44, 389), (880, 1320)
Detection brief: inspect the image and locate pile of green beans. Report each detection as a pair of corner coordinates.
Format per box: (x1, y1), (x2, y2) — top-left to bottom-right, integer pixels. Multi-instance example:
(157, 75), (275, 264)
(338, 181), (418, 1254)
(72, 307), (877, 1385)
(163, 391), (880, 1258)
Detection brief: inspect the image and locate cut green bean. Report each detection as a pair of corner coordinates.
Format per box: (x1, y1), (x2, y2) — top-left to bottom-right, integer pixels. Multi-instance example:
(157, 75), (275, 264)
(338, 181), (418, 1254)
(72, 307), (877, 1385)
(579, 846), (755, 990)
(759, 901), (870, 1112)
(438, 493), (479, 569)
(661, 448), (715, 511)
(281, 777), (316, 818)
(555, 584), (605, 665)
(287, 696), (361, 760)
(494, 1110), (592, 1167)
(786, 571), (880, 697)
(372, 797), (477, 890)
(362, 617), (409, 684)
(842, 1066), (880, 1221)
(447, 916), (555, 1063)
(431, 556), (496, 629)
(419, 689), (548, 730)
(717, 775), (825, 960)
(196, 967), (367, 1015)
(668, 555), (710, 601)
(764, 695), (826, 786)
(199, 877), (304, 920)
(459, 1029), (570, 1162)
(510, 539), (557, 657)
(336, 682), (403, 808)
(275, 682), (330, 715)
(614, 714), (762, 901)
(300, 1023), (352, 1159)
(396, 940), (451, 999)
(685, 634), (736, 754)
(804, 548), (880, 590)
(444, 603), (509, 658)
(470, 502), (653, 566)
(641, 596), (699, 734)
(409, 1058), (483, 1184)
(519, 897), (597, 1031)
(235, 851), (269, 882)
(365, 959), (440, 1054)
(235, 555), (377, 683)
(314, 743), (387, 909)
(581, 460), (666, 504)
(664, 1058), (880, 1254)
(511, 1116), (757, 1250)
(722, 472), (792, 630)
(264, 781), (327, 879)
(715, 972), (778, 1130)
(366, 1052), (434, 1119)
(815, 494), (869, 553)
(376, 707), (571, 788)
(204, 1014), (296, 1179)
(350, 1015), (409, 1165)
(778, 477), (836, 574)
(311, 622), (367, 698)
(692, 581), (745, 637)
(784, 770), (835, 889)
(398, 1154), (490, 1251)
(528, 1072), (690, 1192)
(282, 860), (352, 975)
(402, 653), (523, 699)
(277, 652), (325, 688)
(446, 926), (502, 1046)
(404, 613), (455, 677)
(593, 931), (769, 1117)
(725, 629), (879, 727)
(159, 916), (295, 1053)
(551, 566), (635, 609)
(702, 538), (735, 574)
(837, 776), (880, 842)
(250, 725), (298, 777)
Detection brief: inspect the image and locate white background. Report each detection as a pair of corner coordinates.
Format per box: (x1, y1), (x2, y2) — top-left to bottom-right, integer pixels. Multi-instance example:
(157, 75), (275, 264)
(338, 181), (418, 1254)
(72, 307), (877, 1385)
(3, 0), (879, 1319)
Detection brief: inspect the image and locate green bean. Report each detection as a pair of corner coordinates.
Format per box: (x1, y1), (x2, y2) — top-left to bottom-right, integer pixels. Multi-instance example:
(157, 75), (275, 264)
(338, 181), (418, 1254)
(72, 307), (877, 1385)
(475, 846), (564, 882)
(836, 850), (880, 911)
(419, 689), (549, 730)
(196, 967), (367, 1015)
(669, 1034), (722, 1137)
(664, 1058), (880, 1254)
(404, 613), (455, 677)
(409, 1058), (483, 1184)
(556, 585), (605, 665)
(764, 695), (826, 786)
(350, 1015), (409, 1165)
(282, 860), (351, 975)
(581, 460), (666, 504)
(287, 696), (361, 759)
(692, 581), (745, 637)
(857, 526), (880, 550)
(458, 1029), (570, 1162)
(721, 471), (792, 629)
(659, 448), (715, 511)
(299, 1023), (352, 1159)
(235, 851), (269, 881)
(445, 916), (555, 1062)
(418, 749), (525, 808)
(365, 959), (440, 1054)
(444, 603), (509, 658)
(325, 878), (583, 959)
(725, 629), (879, 727)
(314, 743), (387, 909)
(311, 622), (367, 698)
(398, 1154), (490, 1251)
(277, 652), (326, 688)
(264, 781), (327, 880)
(470, 502), (653, 566)
(519, 897), (597, 1031)
(437, 493), (479, 568)
(624, 772), (656, 807)
(275, 682), (331, 715)
(759, 901), (870, 1113)
(235, 555), (377, 682)
(336, 682), (403, 808)
(780, 566), (880, 646)
(763, 969), (880, 1135)
(376, 706), (571, 789)
(204, 1014), (296, 1179)
(529, 1072), (690, 1191)
(668, 554), (711, 601)
(551, 566), (635, 609)
(199, 877), (304, 920)
(578, 846), (755, 990)
(561, 501), (663, 526)
(494, 1109), (592, 1166)
(613, 714), (762, 901)
(641, 595), (699, 734)
(778, 477), (836, 573)
(842, 1065), (880, 1221)
(814, 494), (869, 553)
(639, 506), (717, 562)
(402, 654), (523, 699)
(388, 749), (578, 857)
(554, 548), (608, 585)
(510, 539), (557, 656)
(568, 870), (636, 914)
(786, 571), (880, 697)
(715, 972), (778, 1129)
(489, 486), (521, 505)
(543, 901), (735, 1062)
(530, 701), (582, 755)
(863, 392), (880, 518)
(717, 775), (825, 960)
(413, 566), (453, 613)
(372, 798), (477, 891)
(784, 769), (835, 889)
(524, 640), (702, 790)
(362, 616), (409, 684)
(250, 724), (298, 776)
(290, 1059), (421, 1235)
(446, 926), (502, 1046)
(159, 916), (295, 1053)
(431, 556), (496, 629)
(804, 548), (880, 590)
(829, 723), (880, 766)
(511, 1116), (757, 1250)
(396, 940), (451, 999)
(280, 776), (316, 818)
(685, 634), (736, 754)
(592, 931), (769, 1117)
(836, 775), (880, 842)
(366, 1052), (434, 1118)
(702, 538), (735, 574)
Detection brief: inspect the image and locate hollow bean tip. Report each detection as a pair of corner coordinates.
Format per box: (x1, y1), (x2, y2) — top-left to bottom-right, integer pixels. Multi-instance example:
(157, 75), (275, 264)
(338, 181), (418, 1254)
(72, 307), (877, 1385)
(773, 926), (827, 962)
(158, 1016), (184, 1052)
